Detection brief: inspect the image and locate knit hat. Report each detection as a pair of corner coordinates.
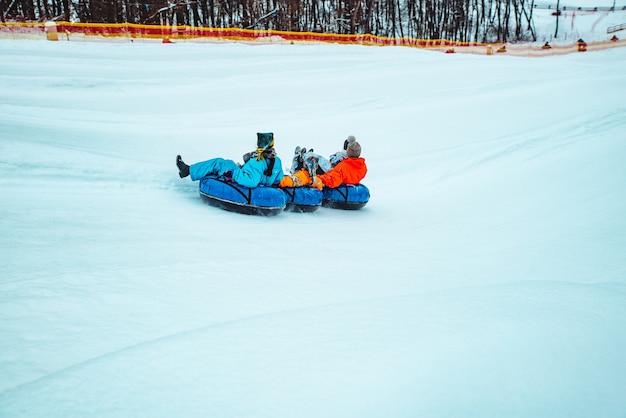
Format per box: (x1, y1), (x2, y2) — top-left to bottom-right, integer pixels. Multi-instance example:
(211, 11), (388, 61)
(257, 132), (274, 150)
(347, 141), (361, 158)
(343, 135), (356, 150)
(256, 132), (275, 161)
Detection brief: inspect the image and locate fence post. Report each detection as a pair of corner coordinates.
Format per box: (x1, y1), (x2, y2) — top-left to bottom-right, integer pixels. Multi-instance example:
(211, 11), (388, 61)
(45, 22), (58, 41)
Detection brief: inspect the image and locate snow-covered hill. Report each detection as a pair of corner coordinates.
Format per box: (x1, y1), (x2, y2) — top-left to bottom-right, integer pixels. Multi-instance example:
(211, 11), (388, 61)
(0, 33), (625, 417)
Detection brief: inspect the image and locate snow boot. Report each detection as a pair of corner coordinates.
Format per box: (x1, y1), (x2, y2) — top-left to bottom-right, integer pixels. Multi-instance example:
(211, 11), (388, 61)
(304, 154), (319, 186)
(291, 146), (306, 174)
(176, 155), (190, 178)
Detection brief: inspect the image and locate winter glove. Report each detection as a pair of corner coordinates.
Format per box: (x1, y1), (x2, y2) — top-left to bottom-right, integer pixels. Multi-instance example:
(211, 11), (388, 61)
(311, 177), (323, 190)
(242, 151), (256, 163)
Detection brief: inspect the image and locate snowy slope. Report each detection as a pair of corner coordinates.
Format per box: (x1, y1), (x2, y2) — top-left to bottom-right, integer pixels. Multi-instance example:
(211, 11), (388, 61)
(1, 32), (625, 417)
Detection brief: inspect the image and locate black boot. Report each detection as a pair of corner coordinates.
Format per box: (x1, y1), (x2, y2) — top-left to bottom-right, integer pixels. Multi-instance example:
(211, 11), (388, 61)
(176, 155), (190, 178)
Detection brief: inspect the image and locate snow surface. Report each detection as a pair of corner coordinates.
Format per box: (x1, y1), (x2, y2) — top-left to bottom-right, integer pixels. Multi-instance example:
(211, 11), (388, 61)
(1, 12), (626, 417)
(533, 1), (626, 43)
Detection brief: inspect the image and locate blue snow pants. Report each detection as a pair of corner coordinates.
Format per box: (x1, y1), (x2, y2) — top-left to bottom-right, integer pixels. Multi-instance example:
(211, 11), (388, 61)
(189, 158), (239, 181)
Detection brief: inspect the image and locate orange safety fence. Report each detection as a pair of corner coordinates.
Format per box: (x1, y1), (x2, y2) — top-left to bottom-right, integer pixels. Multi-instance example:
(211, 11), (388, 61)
(1, 21), (625, 56)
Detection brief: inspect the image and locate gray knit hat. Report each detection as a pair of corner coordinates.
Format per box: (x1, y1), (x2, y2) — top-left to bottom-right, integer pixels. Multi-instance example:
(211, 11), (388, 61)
(347, 141), (361, 158)
(343, 135), (356, 150)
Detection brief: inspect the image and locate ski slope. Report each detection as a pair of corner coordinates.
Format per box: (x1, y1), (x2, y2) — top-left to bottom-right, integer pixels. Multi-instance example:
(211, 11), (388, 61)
(1, 33), (625, 417)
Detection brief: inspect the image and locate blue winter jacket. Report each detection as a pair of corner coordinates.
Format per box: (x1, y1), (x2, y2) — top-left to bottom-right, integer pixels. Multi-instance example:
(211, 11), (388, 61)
(232, 156), (284, 188)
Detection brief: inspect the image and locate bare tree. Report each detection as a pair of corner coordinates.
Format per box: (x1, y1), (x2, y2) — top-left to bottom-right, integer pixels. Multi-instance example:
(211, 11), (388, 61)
(2, 0), (537, 43)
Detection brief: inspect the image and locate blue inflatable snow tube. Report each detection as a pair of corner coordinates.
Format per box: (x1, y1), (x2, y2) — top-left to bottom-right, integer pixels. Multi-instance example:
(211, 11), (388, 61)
(199, 176), (286, 216)
(322, 184), (370, 210)
(281, 187), (323, 212)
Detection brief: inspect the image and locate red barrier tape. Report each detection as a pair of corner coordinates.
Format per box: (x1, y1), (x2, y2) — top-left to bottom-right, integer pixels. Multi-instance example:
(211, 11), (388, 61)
(1, 21), (625, 56)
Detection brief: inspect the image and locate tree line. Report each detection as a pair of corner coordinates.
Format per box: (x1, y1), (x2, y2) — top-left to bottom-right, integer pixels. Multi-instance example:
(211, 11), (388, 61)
(2, 0), (538, 43)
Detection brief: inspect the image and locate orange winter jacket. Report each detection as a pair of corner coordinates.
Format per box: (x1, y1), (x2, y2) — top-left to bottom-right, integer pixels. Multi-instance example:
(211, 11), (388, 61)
(279, 169), (323, 189)
(318, 157), (367, 188)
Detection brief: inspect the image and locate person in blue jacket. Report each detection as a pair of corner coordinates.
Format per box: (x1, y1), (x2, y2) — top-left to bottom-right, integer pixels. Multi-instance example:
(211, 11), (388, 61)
(176, 132), (284, 188)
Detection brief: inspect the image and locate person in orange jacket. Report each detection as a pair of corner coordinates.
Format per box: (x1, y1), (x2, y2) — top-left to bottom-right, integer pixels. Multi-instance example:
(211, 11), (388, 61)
(279, 139), (367, 189)
(318, 140), (367, 188)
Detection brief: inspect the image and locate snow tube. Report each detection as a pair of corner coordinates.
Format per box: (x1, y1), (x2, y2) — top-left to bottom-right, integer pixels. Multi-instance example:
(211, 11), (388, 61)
(281, 187), (323, 212)
(199, 176), (286, 216)
(322, 184), (370, 210)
